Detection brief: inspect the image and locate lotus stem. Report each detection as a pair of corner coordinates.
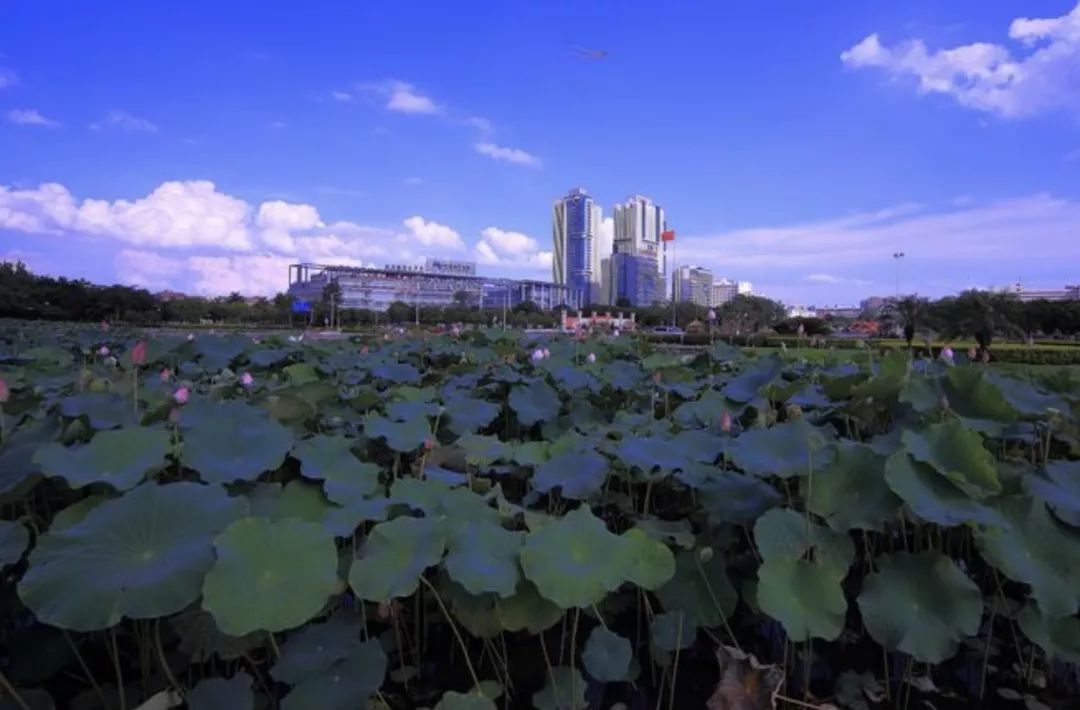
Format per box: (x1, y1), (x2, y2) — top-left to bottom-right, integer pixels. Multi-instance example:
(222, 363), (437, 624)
(979, 588), (996, 700)
(110, 626), (127, 710)
(154, 620), (182, 698)
(666, 612), (684, 710)
(693, 555), (741, 652)
(569, 608), (580, 704)
(419, 575), (481, 691)
(390, 606), (410, 691)
(0, 668), (31, 710)
(539, 632), (560, 707)
(62, 630), (110, 710)
(773, 694), (835, 710)
(266, 631), (281, 661)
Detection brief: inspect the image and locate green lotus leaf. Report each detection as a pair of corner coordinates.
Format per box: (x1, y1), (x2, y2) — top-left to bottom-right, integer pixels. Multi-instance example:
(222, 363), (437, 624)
(4, 625), (72, 685)
(270, 616), (363, 684)
(850, 350), (909, 401)
(280, 640), (387, 710)
(363, 413), (431, 453)
(532, 667), (586, 710)
(753, 508), (854, 579)
(442, 579), (502, 638)
(445, 520), (523, 598)
(435, 691), (498, 710)
(171, 609), (263, 662)
(550, 365), (600, 394)
(0, 688), (53, 710)
(620, 528), (675, 590)
(58, 392), (137, 430)
(805, 442), (899, 531)
(901, 419), (1000, 499)
(722, 354), (784, 403)
(520, 506), (628, 609)
(975, 497), (1080, 618)
(386, 398), (440, 422)
(444, 395), (501, 436)
(532, 449), (608, 500)
(19, 482), (245, 631)
(651, 610), (697, 651)
(899, 375), (943, 413)
(1016, 604), (1080, 664)
(679, 466), (782, 525)
(634, 516), (696, 549)
(510, 440), (550, 467)
(727, 419), (834, 479)
(247, 481), (331, 523)
(49, 495), (111, 531)
(495, 580), (563, 633)
(857, 552), (982, 663)
(456, 433), (510, 467)
(581, 626), (632, 682)
(943, 368), (1018, 423)
(757, 557), (847, 642)
(202, 517), (338, 635)
(610, 435), (691, 477)
(670, 428), (727, 464)
(348, 515), (446, 602)
(33, 426), (171, 491)
(509, 378), (561, 427)
(196, 337), (247, 370)
(655, 549), (737, 627)
(672, 389), (730, 428)
(983, 371), (1069, 418)
(291, 436), (380, 503)
(788, 384), (832, 409)
(884, 452), (1008, 528)
(0, 421), (54, 496)
(1023, 460), (1080, 522)
(0, 520), (29, 567)
(182, 403), (295, 485)
(187, 673), (254, 710)
(597, 360), (641, 391)
(282, 362), (319, 385)
(371, 362), (422, 384)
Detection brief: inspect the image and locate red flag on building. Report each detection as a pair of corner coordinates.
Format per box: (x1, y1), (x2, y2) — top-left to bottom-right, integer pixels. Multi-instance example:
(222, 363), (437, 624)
(661, 230), (675, 242)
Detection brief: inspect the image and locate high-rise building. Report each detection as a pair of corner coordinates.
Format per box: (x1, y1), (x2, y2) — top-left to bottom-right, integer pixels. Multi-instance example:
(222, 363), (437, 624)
(613, 195), (666, 304)
(611, 253), (662, 307)
(552, 188), (603, 304)
(711, 279), (753, 306)
(674, 265), (714, 306)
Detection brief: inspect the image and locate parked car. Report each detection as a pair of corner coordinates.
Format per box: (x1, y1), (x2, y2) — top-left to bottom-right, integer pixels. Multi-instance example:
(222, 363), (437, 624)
(649, 326), (685, 335)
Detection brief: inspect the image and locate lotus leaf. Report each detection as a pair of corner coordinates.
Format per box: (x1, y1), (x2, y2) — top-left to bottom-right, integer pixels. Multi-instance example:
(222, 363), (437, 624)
(532, 449), (608, 499)
(550, 365), (599, 394)
(363, 413), (431, 452)
(788, 384), (832, 409)
(857, 552), (982, 663)
(187, 673), (254, 710)
(984, 371), (1069, 417)
(680, 467), (782, 525)
(444, 395), (501, 436)
(620, 528), (676, 590)
(531, 667), (587, 710)
(883, 452), (1008, 528)
(901, 419), (1001, 499)
(509, 378), (561, 427)
(348, 515), (446, 601)
(444, 520), (523, 597)
(442, 579), (502, 638)
(757, 557), (847, 642)
(495, 580), (563, 633)
(634, 516), (695, 549)
(456, 433), (510, 466)
(943, 368), (1018, 423)
(752, 508), (854, 578)
(1017, 604), (1080, 664)
(671, 428), (728, 464)
(49, 495), (110, 531)
(34, 426), (170, 491)
(5, 626), (73, 685)
(182, 404), (295, 484)
(726, 419), (833, 479)
(291, 436), (380, 503)
(0, 520), (29, 567)
(435, 691), (498, 710)
(247, 481), (331, 523)
(58, 392), (136, 429)
(270, 616), (363, 684)
(581, 627), (632, 682)
(598, 360), (641, 391)
(202, 517), (338, 635)
(722, 354), (784, 403)
(520, 506), (629, 609)
(0, 421), (54, 495)
(0, 688), (53, 710)
(19, 482), (245, 631)
(1023, 460), (1080, 521)
(652, 610), (698, 657)
(280, 640), (387, 710)
(609, 435), (694, 477)
(371, 362), (421, 384)
(282, 362), (319, 385)
(899, 375), (943, 413)
(804, 442), (898, 531)
(975, 496), (1080, 618)
(655, 549), (737, 626)
(171, 609), (263, 662)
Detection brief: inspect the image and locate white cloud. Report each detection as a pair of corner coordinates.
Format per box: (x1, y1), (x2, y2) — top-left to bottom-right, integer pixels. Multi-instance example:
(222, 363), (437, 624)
(805, 273), (872, 287)
(474, 142), (542, 168)
(331, 91), (353, 103)
(114, 249), (183, 288)
(90, 110), (159, 132)
(401, 216), (463, 248)
(474, 227), (552, 271)
(464, 116), (494, 133)
(841, 2), (1080, 118)
(6, 109), (60, 127)
(256, 201), (324, 252)
(0, 67), (16, 89)
(361, 80), (441, 115)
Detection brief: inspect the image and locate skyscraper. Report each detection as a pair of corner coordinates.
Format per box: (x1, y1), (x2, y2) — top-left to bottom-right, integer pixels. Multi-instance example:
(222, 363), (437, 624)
(612, 195), (666, 306)
(552, 188), (603, 304)
(674, 265), (714, 306)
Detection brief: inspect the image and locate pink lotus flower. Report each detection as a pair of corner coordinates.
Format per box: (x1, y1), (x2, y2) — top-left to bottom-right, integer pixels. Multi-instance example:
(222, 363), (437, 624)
(940, 347), (954, 363)
(100, 320), (109, 331)
(130, 340), (147, 366)
(186, 334), (195, 342)
(159, 368), (171, 382)
(98, 346), (110, 357)
(423, 439), (435, 451)
(531, 348), (544, 362)
(0, 378), (8, 404)
(361, 346), (369, 355)
(174, 387), (190, 405)
(586, 352), (596, 363)
(240, 372), (254, 387)
(542, 347), (551, 359)
(720, 410), (732, 433)
(451, 326), (461, 337)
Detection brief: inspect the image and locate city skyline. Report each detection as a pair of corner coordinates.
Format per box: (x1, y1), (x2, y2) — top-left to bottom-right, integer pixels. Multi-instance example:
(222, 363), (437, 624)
(2, 2), (1079, 304)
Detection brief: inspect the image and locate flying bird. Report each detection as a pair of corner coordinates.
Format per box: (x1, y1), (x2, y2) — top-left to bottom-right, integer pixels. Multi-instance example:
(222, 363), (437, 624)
(571, 47), (608, 59)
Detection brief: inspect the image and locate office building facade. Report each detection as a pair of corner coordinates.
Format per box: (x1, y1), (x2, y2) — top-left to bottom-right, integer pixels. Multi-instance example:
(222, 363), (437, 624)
(711, 279), (753, 306)
(674, 265), (714, 306)
(611, 253), (663, 307)
(552, 188), (604, 305)
(612, 194), (667, 305)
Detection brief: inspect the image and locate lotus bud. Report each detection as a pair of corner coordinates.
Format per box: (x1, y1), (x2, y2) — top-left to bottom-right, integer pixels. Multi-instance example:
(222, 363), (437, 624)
(531, 348), (544, 362)
(967, 347), (977, 361)
(720, 410), (732, 433)
(252, 337), (261, 345)
(174, 386), (190, 405)
(940, 346), (954, 362)
(0, 378), (8, 404)
(423, 438), (435, 451)
(131, 340), (147, 366)
(98, 345), (110, 357)
(168, 407), (180, 424)
(240, 372), (254, 387)
(698, 546), (714, 563)
(100, 320), (109, 331)
(451, 326), (460, 337)
(186, 334), (195, 342)
(159, 368), (171, 382)
(542, 347), (551, 359)
(586, 352), (596, 364)
(104, 356), (117, 368)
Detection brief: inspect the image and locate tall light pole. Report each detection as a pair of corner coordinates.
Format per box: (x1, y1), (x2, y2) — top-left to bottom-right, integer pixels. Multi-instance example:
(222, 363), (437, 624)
(893, 252), (905, 299)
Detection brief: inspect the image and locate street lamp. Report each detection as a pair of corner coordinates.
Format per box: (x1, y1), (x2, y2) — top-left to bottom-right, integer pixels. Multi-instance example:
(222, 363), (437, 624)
(892, 252), (906, 299)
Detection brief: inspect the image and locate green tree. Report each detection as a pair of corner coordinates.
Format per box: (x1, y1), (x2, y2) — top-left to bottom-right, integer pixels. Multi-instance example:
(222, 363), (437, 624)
(887, 296), (930, 347)
(386, 300), (412, 324)
(719, 295), (786, 334)
(930, 290), (1022, 352)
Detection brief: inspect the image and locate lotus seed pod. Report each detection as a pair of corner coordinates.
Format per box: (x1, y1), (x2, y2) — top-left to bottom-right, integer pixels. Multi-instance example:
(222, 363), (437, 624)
(699, 546), (714, 563)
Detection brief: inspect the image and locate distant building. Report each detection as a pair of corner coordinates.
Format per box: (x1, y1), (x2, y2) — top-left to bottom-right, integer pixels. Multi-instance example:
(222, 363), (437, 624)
(613, 194), (667, 294)
(859, 296), (891, 314)
(786, 305), (816, 318)
(711, 279), (752, 306)
(815, 306), (862, 319)
(673, 265), (713, 306)
(287, 258), (581, 313)
(1004, 282), (1080, 302)
(611, 252), (663, 307)
(552, 188), (604, 305)
(156, 290), (188, 301)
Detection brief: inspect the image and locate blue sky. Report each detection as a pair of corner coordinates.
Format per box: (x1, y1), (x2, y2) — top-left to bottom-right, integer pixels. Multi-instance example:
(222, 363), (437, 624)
(1, 0), (1079, 305)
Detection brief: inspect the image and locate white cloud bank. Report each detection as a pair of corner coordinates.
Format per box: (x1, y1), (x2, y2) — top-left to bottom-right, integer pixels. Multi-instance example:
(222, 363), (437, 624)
(474, 227), (552, 270)
(6, 109), (61, 127)
(89, 110), (159, 132)
(360, 80), (441, 115)
(474, 142), (542, 168)
(841, 2), (1080, 118)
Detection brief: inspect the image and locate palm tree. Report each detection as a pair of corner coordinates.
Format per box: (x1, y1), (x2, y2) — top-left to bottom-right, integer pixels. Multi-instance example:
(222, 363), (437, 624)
(930, 290), (1022, 353)
(887, 296), (929, 347)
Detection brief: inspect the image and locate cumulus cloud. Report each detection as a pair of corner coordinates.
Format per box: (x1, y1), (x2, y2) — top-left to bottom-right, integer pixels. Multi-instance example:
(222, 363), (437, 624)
(331, 91), (353, 103)
(841, 2), (1080, 118)
(256, 201), (324, 252)
(474, 227), (552, 271)
(0, 67), (16, 90)
(401, 216), (464, 248)
(474, 142), (542, 168)
(90, 110), (159, 132)
(6, 109), (61, 127)
(361, 80), (441, 114)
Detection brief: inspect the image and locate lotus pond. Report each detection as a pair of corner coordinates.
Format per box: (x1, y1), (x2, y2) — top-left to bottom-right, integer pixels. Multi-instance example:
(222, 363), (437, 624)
(1, 324), (1079, 709)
